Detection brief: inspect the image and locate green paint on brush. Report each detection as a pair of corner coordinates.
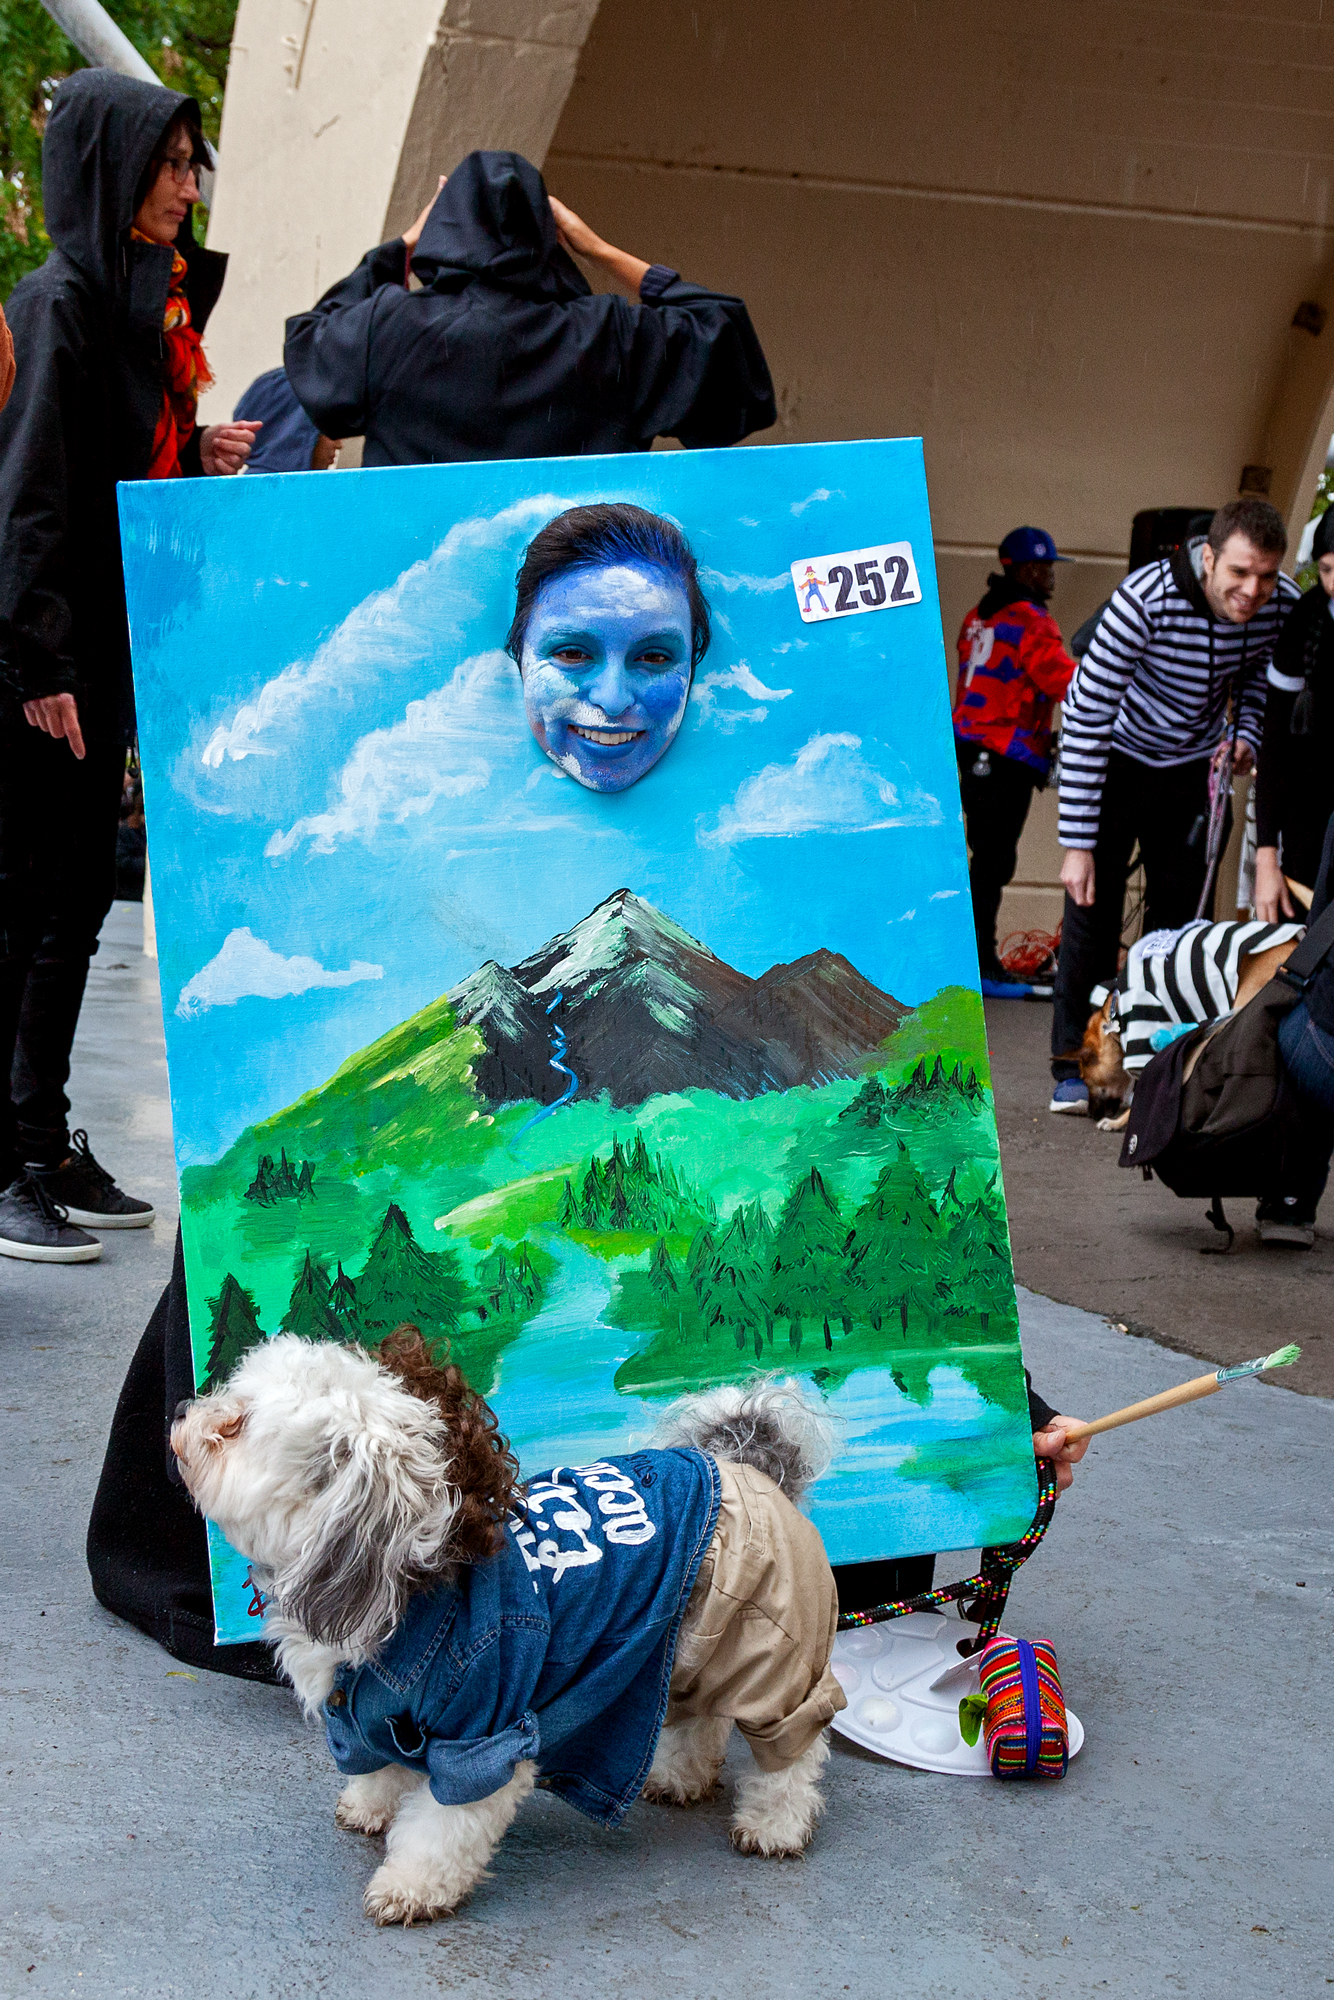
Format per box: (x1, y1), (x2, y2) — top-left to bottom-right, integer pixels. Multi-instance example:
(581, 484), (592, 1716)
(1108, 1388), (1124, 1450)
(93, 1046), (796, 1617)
(1215, 1344), (1301, 1385)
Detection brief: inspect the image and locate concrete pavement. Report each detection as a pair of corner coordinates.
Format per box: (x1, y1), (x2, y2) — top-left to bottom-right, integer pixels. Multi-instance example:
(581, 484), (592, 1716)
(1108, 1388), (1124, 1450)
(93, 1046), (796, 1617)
(1, 905), (1329, 1999)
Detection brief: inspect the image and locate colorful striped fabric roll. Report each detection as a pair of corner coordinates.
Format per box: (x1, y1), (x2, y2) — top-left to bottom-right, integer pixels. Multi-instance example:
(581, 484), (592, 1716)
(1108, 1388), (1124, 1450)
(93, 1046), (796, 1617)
(979, 1636), (1068, 1781)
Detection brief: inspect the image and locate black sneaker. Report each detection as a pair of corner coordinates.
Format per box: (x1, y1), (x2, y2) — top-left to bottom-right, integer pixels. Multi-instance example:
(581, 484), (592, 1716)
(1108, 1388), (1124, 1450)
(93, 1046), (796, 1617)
(31, 1130), (155, 1229)
(0, 1171), (102, 1262)
(1255, 1196), (1316, 1248)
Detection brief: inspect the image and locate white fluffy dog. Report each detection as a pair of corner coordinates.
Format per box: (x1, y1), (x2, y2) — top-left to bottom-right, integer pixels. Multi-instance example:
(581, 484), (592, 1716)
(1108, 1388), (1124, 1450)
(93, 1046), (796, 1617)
(171, 1328), (844, 1926)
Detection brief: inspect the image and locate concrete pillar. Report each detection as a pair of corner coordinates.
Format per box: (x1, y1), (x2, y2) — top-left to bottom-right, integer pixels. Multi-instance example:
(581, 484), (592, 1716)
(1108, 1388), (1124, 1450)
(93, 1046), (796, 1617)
(199, 0), (601, 421)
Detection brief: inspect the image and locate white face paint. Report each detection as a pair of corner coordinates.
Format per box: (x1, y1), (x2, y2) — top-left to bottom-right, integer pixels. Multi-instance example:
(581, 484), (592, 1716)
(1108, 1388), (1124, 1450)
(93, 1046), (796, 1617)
(519, 561), (694, 792)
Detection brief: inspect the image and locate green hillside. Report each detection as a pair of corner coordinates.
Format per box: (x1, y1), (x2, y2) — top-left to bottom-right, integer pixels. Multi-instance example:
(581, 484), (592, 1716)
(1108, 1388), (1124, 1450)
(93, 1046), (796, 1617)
(176, 978), (1019, 1425)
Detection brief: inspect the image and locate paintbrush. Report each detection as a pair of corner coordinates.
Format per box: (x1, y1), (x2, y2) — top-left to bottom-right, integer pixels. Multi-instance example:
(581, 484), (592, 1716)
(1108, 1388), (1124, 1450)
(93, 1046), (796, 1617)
(1058, 1346), (1301, 1443)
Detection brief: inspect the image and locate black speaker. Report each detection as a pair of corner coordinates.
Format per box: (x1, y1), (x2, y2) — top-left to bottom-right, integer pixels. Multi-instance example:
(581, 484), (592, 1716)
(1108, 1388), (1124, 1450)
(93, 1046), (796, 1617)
(1128, 507), (1215, 569)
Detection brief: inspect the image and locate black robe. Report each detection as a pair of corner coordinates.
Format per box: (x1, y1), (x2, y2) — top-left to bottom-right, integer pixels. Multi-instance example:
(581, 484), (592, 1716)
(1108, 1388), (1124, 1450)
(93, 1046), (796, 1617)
(0, 70), (225, 740)
(283, 150), (775, 467)
(87, 1230), (279, 1681)
(1255, 582), (1334, 890)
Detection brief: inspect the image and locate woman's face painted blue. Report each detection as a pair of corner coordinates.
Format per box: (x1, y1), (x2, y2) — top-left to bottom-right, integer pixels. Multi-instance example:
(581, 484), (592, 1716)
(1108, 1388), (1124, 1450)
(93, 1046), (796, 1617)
(520, 562), (694, 792)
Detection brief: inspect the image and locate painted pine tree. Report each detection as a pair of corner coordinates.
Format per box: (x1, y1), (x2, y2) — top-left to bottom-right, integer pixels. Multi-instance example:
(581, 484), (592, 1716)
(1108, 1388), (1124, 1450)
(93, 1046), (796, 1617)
(769, 1166), (850, 1353)
(476, 1244), (543, 1320)
(280, 1250), (341, 1341)
(648, 1236), (679, 1302)
(845, 1143), (942, 1334)
(686, 1223), (717, 1310)
(202, 1275), (265, 1392)
(327, 1260), (361, 1339)
(354, 1203), (469, 1343)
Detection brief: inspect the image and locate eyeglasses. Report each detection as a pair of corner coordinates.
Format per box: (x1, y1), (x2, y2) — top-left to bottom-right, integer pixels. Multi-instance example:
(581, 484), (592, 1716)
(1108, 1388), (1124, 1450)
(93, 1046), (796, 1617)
(155, 152), (205, 187)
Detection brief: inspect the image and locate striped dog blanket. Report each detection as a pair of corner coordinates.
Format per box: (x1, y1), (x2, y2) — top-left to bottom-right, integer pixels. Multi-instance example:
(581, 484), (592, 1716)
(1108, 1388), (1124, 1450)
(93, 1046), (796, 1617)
(1119, 919), (1304, 1074)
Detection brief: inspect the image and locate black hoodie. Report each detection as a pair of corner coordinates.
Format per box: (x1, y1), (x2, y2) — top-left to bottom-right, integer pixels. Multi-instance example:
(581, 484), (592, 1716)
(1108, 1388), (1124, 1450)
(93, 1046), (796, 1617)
(0, 69), (226, 738)
(283, 151), (775, 467)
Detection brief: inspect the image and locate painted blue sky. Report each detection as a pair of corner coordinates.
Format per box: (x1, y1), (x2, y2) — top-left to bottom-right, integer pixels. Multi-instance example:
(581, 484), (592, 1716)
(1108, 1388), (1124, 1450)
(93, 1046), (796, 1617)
(121, 439), (978, 1166)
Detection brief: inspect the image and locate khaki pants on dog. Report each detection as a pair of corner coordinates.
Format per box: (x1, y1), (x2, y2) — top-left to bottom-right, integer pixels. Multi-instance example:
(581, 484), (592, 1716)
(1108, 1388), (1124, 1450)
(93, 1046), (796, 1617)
(665, 1460), (846, 1771)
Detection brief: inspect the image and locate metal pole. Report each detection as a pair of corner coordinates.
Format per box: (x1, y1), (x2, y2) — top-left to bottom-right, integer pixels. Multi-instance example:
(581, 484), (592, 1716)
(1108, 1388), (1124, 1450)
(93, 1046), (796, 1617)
(40, 0), (158, 84)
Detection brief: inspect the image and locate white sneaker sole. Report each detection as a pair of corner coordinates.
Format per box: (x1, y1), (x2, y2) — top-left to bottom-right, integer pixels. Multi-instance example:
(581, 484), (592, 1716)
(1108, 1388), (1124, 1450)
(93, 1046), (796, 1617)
(60, 1205), (155, 1229)
(1256, 1223), (1315, 1248)
(1048, 1099), (1088, 1116)
(0, 1234), (102, 1262)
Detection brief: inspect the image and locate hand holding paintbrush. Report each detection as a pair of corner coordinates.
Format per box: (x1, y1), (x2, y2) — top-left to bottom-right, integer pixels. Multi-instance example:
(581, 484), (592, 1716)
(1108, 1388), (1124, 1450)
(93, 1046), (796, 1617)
(1054, 1346), (1301, 1446)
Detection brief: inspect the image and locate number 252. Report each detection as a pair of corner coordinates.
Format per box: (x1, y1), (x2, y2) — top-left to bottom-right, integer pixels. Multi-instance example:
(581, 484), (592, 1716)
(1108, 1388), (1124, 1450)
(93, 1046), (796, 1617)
(827, 556), (914, 612)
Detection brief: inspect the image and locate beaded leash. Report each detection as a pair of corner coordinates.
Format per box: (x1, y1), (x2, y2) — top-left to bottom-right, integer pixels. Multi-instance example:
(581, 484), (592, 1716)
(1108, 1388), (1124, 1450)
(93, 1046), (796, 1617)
(836, 1455), (1059, 1655)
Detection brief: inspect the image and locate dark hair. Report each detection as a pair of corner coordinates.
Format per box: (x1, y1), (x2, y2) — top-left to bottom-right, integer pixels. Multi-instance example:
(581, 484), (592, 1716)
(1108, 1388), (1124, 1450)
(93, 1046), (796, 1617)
(132, 110), (206, 214)
(1311, 508), (1334, 565)
(1207, 496), (1287, 557)
(505, 503), (711, 669)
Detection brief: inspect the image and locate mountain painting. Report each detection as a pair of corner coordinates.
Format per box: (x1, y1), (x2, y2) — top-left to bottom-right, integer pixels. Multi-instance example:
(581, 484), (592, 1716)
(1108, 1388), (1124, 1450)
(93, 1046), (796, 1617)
(121, 437), (1038, 1644)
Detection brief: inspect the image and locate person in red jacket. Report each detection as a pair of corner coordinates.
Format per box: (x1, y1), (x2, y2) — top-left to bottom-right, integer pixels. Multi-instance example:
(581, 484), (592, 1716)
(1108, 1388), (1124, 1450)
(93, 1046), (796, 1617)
(953, 527), (1078, 997)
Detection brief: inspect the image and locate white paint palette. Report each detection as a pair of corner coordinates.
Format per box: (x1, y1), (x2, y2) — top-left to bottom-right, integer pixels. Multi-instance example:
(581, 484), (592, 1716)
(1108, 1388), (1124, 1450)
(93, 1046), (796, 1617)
(830, 1612), (1086, 1776)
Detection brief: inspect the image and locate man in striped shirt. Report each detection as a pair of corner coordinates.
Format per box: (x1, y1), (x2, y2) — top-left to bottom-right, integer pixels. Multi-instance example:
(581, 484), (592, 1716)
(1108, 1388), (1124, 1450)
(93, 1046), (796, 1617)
(1050, 496), (1299, 1112)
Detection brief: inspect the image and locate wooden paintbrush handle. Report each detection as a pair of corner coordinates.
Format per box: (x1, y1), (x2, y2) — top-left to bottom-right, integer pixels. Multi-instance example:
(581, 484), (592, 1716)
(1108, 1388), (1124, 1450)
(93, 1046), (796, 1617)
(1059, 1372), (1223, 1442)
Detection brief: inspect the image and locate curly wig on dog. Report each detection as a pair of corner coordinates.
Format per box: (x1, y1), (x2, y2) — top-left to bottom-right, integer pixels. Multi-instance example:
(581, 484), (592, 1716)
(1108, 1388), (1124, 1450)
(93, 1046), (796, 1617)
(376, 1326), (521, 1564)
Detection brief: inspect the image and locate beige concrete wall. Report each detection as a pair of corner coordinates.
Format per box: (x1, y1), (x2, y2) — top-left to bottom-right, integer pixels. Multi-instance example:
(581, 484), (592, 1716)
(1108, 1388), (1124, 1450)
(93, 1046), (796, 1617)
(200, 0), (601, 421)
(547, 0), (1334, 551)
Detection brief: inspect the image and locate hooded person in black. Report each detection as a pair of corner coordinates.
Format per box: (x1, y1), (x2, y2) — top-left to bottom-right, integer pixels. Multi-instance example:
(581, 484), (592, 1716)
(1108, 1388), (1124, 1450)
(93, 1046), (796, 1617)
(284, 150), (775, 465)
(0, 69), (254, 1264)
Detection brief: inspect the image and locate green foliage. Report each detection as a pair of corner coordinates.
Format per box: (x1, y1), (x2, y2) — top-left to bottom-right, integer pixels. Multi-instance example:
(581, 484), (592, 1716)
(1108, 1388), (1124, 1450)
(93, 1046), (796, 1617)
(245, 1148), (316, 1206)
(874, 985), (991, 1090)
(569, 1131), (714, 1235)
(279, 1249), (340, 1341)
(845, 1143), (943, 1333)
(354, 1203), (470, 1345)
(841, 1060), (985, 1127)
(475, 1242), (542, 1321)
(0, 0), (237, 300)
(648, 1235), (679, 1302)
(767, 1167), (852, 1354)
(327, 1260), (362, 1339)
(202, 1271), (263, 1391)
(614, 1138), (1019, 1401)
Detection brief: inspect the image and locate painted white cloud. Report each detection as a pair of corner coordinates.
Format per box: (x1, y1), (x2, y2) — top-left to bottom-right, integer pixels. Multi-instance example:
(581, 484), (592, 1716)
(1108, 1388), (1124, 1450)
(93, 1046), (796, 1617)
(790, 487), (835, 516)
(266, 649), (519, 857)
(930, 888), (960, 901)
(176, 929), (383, 1018)
(196, 493), (566, 775)
(691, 659), (794, 732)
(698, 732), (942, 846)
(699, 566), (790, 596)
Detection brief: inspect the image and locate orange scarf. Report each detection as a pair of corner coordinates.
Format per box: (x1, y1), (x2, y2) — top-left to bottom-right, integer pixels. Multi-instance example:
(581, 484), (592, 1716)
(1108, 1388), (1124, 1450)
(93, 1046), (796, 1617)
(133, 229), (213, 478)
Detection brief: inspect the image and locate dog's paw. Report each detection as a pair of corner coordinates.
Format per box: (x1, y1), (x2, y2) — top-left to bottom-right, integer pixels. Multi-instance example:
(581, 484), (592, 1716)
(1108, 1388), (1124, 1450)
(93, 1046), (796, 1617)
(729, 1820), (812, 1859)
(336, 1768), (418, 1837)
(364, 1863), (461, 1927)
(642, 1770), (720, 1807)
(336, 1794), (395, 1837)
(1096, 1109), (1131, 1132)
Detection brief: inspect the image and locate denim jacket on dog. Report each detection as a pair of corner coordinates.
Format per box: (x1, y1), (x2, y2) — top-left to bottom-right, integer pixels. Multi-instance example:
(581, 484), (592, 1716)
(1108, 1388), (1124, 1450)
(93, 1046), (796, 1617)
(321, 1448), (721, 1828)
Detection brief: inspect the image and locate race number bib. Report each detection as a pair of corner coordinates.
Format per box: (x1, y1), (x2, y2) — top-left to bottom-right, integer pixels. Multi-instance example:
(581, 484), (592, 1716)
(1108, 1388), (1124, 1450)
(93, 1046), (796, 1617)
(790, 541), (922, 624)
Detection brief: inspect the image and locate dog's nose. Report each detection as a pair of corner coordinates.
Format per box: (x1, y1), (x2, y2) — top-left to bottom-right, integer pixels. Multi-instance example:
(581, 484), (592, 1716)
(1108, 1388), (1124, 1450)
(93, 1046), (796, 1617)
(173, 1399), (192, 1422)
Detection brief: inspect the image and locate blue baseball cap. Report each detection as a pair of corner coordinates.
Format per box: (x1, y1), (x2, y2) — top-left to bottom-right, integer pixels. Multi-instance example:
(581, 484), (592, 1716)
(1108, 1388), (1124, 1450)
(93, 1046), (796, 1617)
(998, 526), (1071, 565)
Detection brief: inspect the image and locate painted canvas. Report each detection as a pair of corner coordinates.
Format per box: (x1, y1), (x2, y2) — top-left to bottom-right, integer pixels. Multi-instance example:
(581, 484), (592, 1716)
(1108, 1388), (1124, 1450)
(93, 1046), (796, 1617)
(121, 438), (1036, 1645)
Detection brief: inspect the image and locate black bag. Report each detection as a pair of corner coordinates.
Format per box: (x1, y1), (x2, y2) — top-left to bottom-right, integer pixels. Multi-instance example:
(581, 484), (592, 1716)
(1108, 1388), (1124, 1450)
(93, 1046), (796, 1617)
(1119, 899), (1334, 1222)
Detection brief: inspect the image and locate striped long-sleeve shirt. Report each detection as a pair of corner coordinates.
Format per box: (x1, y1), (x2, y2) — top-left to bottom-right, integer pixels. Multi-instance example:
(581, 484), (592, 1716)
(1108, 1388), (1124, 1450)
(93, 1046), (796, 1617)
(1058, 550), (1299, 849)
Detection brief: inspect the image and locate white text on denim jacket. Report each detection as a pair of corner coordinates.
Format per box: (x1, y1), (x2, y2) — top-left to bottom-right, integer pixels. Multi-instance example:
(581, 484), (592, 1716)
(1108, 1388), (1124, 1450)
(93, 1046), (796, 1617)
(510, 1464), (656, 1584)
